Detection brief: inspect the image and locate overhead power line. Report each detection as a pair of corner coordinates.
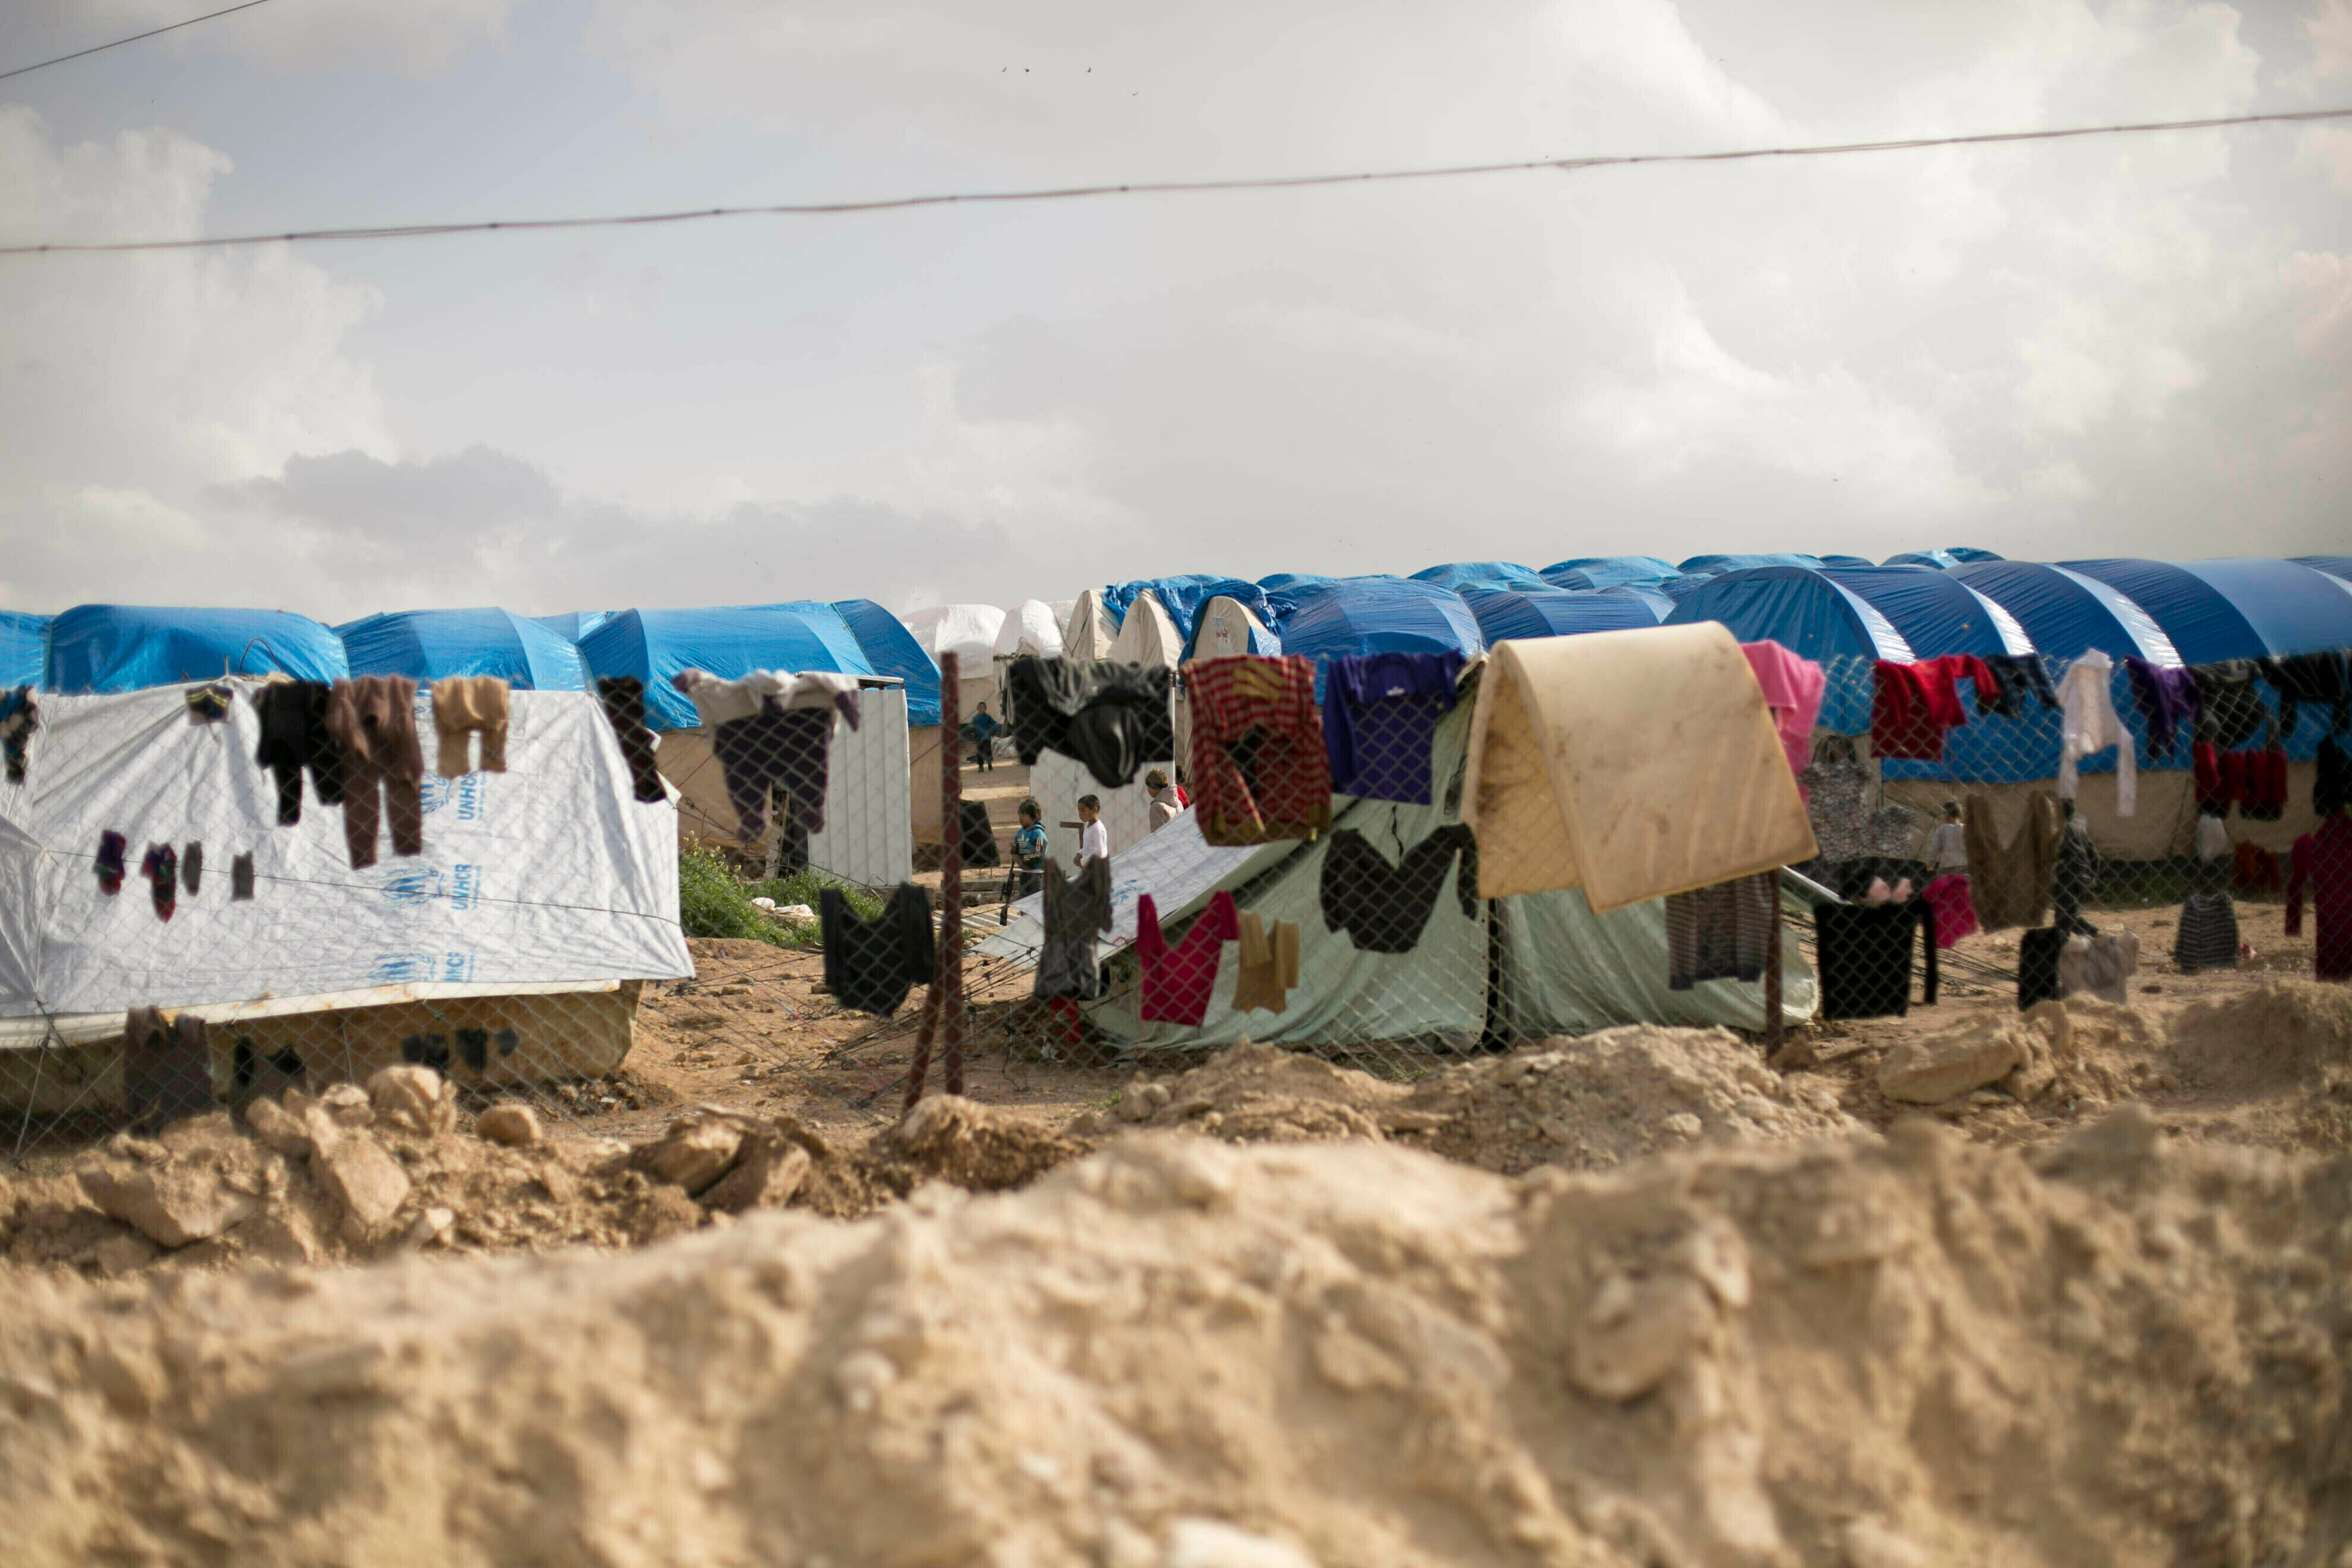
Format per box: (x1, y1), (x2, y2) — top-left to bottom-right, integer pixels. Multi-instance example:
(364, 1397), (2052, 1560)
(4, 101), (2348, 258)
(0, 0), (284, 84)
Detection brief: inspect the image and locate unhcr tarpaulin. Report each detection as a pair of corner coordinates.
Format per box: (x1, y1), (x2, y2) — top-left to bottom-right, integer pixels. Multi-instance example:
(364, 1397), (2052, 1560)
(578, 604), (877, 732)
(0, 686), (690, 1023)
(1463, 624), (1816, 908)
(336, 608), (591, 691)
(833, 599), (941, 728)
(48, 605), (349, 694)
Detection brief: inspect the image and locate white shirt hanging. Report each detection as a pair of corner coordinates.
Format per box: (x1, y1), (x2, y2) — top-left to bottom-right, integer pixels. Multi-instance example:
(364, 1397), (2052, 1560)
(2057, 650), (2135, 817)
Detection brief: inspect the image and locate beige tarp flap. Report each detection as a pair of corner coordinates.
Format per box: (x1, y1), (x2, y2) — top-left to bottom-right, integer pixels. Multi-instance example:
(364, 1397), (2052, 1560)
(1462, 625), (1818, 909)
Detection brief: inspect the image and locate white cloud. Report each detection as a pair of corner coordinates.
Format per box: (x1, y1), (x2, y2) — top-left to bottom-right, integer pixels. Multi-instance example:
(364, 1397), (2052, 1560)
(68, 0), (515, 76)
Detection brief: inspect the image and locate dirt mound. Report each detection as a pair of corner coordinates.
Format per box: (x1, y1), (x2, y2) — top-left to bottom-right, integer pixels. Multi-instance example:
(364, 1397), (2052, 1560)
(1074, 1040), (1411, 1143)
(4, 1119), (2347, 1566)
(2169, 979), (2352, 1093)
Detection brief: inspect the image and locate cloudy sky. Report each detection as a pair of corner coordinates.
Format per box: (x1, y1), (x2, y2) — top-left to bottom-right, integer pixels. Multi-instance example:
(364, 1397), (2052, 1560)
(1, 0), (2347, 621)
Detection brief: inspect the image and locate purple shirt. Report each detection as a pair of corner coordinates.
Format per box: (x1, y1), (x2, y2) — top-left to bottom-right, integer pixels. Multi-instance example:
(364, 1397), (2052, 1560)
(1323, 651), (1466, 804)
(2125, 659), (2199, 758)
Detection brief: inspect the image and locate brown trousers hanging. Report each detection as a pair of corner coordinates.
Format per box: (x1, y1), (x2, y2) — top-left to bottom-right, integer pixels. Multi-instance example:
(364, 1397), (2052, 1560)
(327, 676), (425, 870)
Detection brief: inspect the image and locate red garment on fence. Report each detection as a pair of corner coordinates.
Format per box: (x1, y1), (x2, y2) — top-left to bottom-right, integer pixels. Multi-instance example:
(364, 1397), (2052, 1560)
(1871, 656), (1996, 760)
(1186, 655), (1332, 846)
(1136, 890), (1240, 1024)
(2194, 741), (2225, 814)
(2234, 841), (2283, 896)
(2287, 815), (2352, 981)
(1921, 874), (1978, 949)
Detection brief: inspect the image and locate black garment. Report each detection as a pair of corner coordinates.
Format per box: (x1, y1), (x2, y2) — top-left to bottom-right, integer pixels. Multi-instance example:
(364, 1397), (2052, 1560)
(1665, 873), (1777, 990)
(958, 799), (1001, 867)
(141, 844), (178, 922)
(1816, 901), (1938, 1020)
(2174, 894), (2239, 972)
(1977, 655), (2060, 718)
(96, 830), (127, 895)
(230, 852), (255, 902)
(124, 1007), (213, 1131)
(2259, 650), (2352, 739)
(181, 842), (202, 897)
(595, 677), (668, 804)
(1038, 856), (1114, 1000)
(1003, 657), (1175, 789)
(1319, 825), (1479, 954)
(2319, 737), (2351, 820)
(251, 681), (344, 825)
(2190, 660), (2275, 750)
(711, 707), (837, 841)
(2051, 818), (2099, 937)
(820, 884), (935, 1017)
(2018, 927), (2066, 1009)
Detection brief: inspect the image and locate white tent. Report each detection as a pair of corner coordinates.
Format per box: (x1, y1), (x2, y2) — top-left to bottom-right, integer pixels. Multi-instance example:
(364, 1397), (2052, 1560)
(903, 604), (1005, 724)
(1108, 591), (1190, 774)
(1060, 590), (1120, 662)
(981, 669), (1815, 1051)
(1184, 594), (1277, 663)
(994, 600), (1064, 660)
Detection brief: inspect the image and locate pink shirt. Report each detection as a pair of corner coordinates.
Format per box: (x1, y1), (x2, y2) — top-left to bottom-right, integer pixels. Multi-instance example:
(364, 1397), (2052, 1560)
(1136, 890), (1240, 1025)
(1742, 640), (1826, 794)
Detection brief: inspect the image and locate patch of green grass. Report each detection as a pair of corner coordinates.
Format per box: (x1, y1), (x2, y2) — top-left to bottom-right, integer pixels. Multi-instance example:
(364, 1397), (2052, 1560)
(678, 848), (888, 950)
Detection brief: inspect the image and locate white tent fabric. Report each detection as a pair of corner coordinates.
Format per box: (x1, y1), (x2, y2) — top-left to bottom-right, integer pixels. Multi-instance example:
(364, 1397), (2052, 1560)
(903, 604), (1004, 721)
(1107, 592), (1182, 669)
(981, 686), (1815, 1049)
(0, 686), (691, 1025)
(994, 600), (1064, 659)
(1060, 591), (1120, 662)
(1186, 595), (1275, 662)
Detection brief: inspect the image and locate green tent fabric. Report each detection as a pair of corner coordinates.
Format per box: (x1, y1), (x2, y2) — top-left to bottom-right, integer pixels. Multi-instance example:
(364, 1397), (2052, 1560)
(981, 676), (1815, 1049)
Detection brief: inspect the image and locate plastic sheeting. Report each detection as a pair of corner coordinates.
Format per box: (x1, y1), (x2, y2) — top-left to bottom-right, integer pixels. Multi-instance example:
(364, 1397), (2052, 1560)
(1950, 562), (2180, 665)
(1539, 556), (1677, 591)
(578, 603), (877, 732)
(1060, 590), (1121, 661)
(1269, 577), (1485, 669)
(832, 599), (941, 728)
(2294, 556), (2352, 586)
(1460, 587), (1662, 644)
(1818, 567), (2035, 658)
(530, 612), (611, 641)
(336, 608), (590, 691)
(1676, 553), (1827, 576)
(1108, 591), (1184, 670)
(2060, 558), (2352, 662)
(1408, 561), (1550, 592)
(1186, 595), (1281, 660)
(1816, 555), (1875, 569)
(1101, 576), (1275, 647)
(1662, 568), (1912, 733)
(994, 600), (1066, 660)
(48, 605), (349, 695)
(902, 605), (1006, 665)
(1883, 551), (1959, 570)
(0, 687), (690, 1018)
(0, 613), (49, 690)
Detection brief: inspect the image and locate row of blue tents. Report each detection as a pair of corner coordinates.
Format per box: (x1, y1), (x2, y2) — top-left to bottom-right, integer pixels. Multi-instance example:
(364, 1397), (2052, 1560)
(5, 552), (2348, 761)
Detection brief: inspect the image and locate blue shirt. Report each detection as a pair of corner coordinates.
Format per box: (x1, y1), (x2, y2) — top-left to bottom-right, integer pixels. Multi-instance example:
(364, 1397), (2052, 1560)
(1323, 650), (1466, 804)
(1012, 824), (1047, 867)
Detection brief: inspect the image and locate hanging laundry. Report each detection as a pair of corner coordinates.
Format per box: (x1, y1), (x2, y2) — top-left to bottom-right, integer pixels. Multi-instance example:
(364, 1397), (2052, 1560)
(1231, 910), (1301, 1014)
(672, 668), (864, 728)
(327, 676), (425, 871)
(1136, 891), (1240, 1025)
(1664, 872), (1776, 990)
(1871, 657), (1993, 760)
(1189, 655), (1332, 845)
(0, 686), (36, 784)
(141, 844), (178, 921)
(1921, 874), (1977, 948)
(2193, 741), (2227, 816)
(710, 707), (839, 842)
(2056, 651), (2135, 816)
(2234, 747), (2289, 821)
(2059, 930), (2139, 1004)
(1976, 655), (2061, 718)
(2051, 813), (2099, 937)
(124, 1007), (213, 1131)
(96, 830), (127, 896)
(2190, 660), (2274, 750)
(2123, 660), (2199, 759)
(1962, 791), (2064, 931)
(1804, 742), (1923, 864)
(819, 884), (935, 1017)
(595, 677), (666, 803)
(2259, 649), (2352, 739)
(2193, 811), (2232, 880)
(1740, 641), (1826, 792)
(1814, 901), (1937, 1020)
(2234, 841), (2283, 896)
(1323, 650), (1466, 805)
(2287, 814), (2352, 982)
(2320, 737), (2351, 819)
(230, 852), (255, 902)
(1319, 825), (1478, 954)
(2173, 894), (2238, 972)
(2017, 927), (2066, 1010)
(1004, 657), (1175, 789)
(1037, 856), (1114, 1000)
(181, 843), (203, 897)
(184, 682), (233, 725)
(252, 681), (344, 826)
(432, 675), (510, 777)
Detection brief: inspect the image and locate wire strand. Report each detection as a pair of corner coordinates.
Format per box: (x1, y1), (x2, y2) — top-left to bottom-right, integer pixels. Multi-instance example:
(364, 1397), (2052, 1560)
(0, 0), (284, 84)
(4, 102), (2348, 258)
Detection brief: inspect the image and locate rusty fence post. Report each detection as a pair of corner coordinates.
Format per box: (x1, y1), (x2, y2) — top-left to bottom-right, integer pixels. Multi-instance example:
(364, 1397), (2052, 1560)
(905, 651), (965, 1111)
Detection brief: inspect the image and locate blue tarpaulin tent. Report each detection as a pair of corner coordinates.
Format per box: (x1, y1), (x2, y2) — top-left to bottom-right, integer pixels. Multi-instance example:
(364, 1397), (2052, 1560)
(1101, 576), (1275, 647)
(1540, 555), (1678, 592)
(1663, 568), (1911, 733)
(2060, 558), (2352, 663)
(1816, 555), (1875, 569)
(1269, 578), (1484, 696)
(832, 598), (941, 727)
(1950, 562), (2180, 665)
(1460, 587), (1664, 644)
(48, 605), (349, 694)
(337, 609), (590, 690)
(531, 611), (612, 641)
(2293, 556), (2352, 586)
(578, 603), (878, 731)
(0, 613), (50, 690)
(1819, 567), (2035, 660)
(1408, 561), (1550, 593)
(1677, 553), (1827, 577)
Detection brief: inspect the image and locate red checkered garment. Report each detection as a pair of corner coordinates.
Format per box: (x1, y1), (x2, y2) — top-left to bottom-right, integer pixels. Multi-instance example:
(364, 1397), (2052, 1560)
(1186, 655), (1332, 846)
